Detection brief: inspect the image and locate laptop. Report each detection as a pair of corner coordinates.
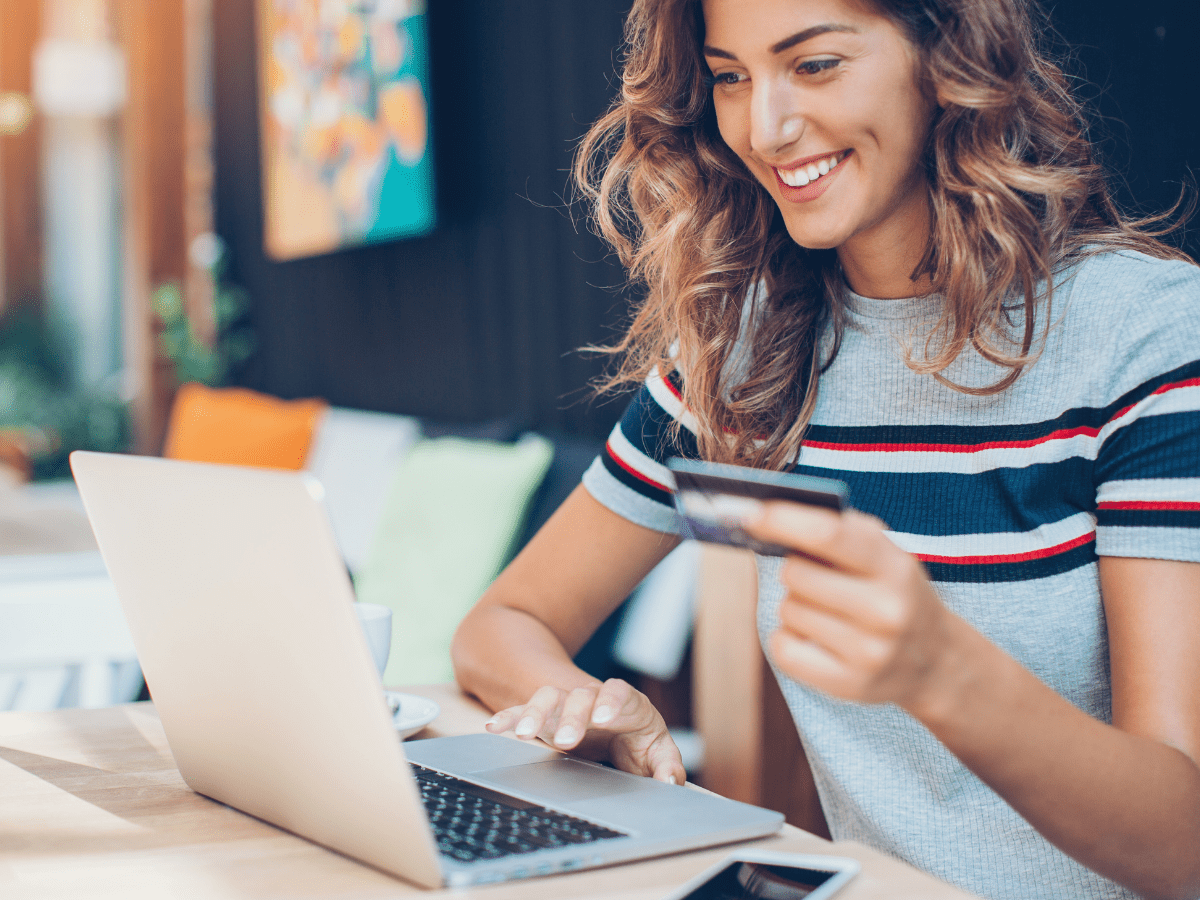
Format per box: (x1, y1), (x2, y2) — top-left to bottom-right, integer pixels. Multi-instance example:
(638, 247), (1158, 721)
(69, 451), (783, 888)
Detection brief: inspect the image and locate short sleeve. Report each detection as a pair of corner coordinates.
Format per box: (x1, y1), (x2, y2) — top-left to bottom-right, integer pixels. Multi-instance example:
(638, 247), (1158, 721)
(581, 368), (699, 534)
(1093, 257), (1200, 562)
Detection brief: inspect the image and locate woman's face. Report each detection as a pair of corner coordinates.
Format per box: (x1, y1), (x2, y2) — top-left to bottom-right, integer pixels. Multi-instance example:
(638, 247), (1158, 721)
(702, 0), (935, 281)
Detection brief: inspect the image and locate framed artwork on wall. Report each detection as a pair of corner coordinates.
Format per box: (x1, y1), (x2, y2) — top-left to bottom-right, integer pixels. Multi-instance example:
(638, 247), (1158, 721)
(256, 0), (435, 261)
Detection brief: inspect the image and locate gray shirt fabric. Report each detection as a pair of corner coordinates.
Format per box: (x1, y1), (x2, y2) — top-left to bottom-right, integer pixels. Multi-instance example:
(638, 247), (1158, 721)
(583, 250), (1200, 899)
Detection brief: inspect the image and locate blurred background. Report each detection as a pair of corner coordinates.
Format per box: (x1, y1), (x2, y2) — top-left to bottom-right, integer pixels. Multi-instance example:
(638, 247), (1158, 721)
(0, 0), (1196, 474)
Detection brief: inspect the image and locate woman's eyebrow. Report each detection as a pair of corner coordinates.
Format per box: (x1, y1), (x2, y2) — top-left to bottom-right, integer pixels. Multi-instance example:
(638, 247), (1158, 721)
(703, 23), (858, 61)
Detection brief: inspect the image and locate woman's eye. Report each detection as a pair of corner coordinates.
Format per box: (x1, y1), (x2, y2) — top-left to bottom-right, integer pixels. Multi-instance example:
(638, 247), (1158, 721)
(707, 71), (746, 89)
(796, 58), (840, 76)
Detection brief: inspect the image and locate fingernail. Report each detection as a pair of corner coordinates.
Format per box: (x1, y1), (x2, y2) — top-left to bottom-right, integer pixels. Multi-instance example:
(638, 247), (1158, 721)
(485, 716), (499, 729)
(553, 726), (578, 746)
(591, 706), (614, 725)
(515, 717), (536, 737)
(668, 775), (678, 785)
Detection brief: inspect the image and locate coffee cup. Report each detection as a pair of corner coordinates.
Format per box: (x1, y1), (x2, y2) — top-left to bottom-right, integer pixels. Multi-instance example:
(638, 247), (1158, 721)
(354, 602), (392, 679)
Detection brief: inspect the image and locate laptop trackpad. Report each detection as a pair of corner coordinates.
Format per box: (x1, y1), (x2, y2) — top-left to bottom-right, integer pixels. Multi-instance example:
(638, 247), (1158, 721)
(476, 759), (655, 804)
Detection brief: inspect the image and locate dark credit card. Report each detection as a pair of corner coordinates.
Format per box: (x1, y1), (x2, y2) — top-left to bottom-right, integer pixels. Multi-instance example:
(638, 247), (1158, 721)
(667, 458), (848, 557)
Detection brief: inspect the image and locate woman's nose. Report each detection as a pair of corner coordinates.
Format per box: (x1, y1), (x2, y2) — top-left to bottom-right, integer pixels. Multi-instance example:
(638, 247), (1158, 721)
(749, 78), (803, 158)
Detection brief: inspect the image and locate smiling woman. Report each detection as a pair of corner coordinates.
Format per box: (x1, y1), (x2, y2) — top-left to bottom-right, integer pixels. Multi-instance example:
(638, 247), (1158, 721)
(573, 0), (1192, 471)
(451, 2), (1200, 899)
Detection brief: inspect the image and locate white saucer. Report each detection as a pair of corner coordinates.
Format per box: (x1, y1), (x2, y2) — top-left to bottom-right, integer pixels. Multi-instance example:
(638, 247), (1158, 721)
(385, 691), (440, 739)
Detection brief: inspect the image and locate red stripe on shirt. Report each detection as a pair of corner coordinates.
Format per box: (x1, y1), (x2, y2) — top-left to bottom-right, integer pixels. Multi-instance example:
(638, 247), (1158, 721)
(605, 439), (672, 493)
(915, 531), (1095, 566)
(658, 372), (683, 401)
(1109, 376), (1200, 423)
(804, 424), (1099, 455)
(1097, 500), (1200, 511)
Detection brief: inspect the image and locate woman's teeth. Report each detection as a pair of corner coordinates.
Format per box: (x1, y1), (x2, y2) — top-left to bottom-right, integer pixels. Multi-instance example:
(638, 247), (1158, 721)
(777, 153), (843, 188)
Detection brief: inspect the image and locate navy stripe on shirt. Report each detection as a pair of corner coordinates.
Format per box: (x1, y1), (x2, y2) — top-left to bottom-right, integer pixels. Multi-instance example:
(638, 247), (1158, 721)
(1096, 506), (1200, 529)
(600, 451), (673, 505)
(793, 460), (1096, 536)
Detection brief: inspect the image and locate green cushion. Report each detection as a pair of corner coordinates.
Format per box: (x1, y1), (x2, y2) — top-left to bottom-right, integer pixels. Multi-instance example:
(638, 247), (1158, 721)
(354, 435), (553, 685)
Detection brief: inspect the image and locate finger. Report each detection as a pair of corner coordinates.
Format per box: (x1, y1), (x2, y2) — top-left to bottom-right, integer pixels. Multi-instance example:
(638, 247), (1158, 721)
(590, 680), (684, 782)
(589, 678), (644, 729)
(512, 685), (567, 740)
(778, 593), (894, 672)
(745, 504), (895, 576)
(646, 732), (687, 786)
(484, 706), (523, 733)
(779, 554), (910, 633)
(769, 630), (856, 696)
(552, 686), (601, 749)
(609, 723), (686, 782)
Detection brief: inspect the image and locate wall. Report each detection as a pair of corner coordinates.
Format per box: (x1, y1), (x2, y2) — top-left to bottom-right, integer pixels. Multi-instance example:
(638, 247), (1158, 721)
(212, 0), (1199, 440)
(1050, 0), (1198, 256)
(214, 0), (635, 437)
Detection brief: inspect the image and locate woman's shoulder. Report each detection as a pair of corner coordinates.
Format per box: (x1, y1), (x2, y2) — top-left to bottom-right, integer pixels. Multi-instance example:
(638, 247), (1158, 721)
(1053, 248), (1200, 386)
(1059, 248), (1200, 315)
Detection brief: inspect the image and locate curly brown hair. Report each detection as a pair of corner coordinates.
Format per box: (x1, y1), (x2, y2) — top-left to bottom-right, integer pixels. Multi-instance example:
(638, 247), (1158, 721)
(575, 0), (1192, 469)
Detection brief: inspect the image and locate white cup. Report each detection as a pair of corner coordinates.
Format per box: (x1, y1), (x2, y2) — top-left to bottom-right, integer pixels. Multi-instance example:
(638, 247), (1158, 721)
(354, 602), (392, 679)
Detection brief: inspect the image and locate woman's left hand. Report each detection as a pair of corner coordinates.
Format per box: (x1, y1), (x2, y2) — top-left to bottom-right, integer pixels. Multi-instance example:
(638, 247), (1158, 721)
(743, 501), (959, 712)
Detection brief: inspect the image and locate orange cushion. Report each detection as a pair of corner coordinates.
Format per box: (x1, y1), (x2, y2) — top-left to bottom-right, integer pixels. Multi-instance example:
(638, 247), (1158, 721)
(163, 383), (327, 470)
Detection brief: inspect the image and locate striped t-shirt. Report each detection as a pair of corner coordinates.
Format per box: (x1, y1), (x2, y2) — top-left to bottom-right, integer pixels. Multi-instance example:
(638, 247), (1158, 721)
(582, 249), (1200, 900)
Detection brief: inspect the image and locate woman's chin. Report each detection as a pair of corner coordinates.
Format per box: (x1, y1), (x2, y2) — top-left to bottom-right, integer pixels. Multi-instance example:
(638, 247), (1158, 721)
(784, 227), (846, 252)
(776, 210), (853, 252)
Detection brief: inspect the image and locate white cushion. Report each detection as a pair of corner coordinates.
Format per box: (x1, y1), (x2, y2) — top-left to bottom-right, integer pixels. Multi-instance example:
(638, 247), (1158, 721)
(304, 407), (421, 574)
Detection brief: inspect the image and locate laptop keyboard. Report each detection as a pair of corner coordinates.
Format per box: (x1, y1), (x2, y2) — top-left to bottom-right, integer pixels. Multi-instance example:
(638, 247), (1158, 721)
(411, 764), (626, 863)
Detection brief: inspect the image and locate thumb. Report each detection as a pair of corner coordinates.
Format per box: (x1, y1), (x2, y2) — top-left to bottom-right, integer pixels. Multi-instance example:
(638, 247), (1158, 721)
(652, 759), (685, 785)
(649, 737), (687, 785)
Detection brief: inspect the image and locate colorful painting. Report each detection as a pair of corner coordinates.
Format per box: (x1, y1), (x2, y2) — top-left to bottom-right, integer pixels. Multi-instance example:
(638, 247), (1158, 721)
(257, 0), (435, 261)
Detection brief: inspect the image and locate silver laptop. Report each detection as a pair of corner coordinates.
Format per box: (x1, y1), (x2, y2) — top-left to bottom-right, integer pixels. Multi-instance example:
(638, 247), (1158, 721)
(69, 451), (783, 888)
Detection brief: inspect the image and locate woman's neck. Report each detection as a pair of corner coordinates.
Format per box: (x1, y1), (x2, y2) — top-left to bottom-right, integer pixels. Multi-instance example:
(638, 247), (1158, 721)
(839, 254), (933, 300)
(836, 195), (934, 301)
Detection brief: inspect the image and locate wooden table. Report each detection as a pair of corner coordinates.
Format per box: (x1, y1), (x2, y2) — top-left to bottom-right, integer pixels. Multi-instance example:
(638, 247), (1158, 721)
(0, 683), (979, 899)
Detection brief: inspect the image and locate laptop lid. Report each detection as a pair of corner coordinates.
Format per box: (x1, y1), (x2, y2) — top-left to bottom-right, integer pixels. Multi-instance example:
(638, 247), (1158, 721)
(70, 451), (784, 888)
(70, 451), (444, 887)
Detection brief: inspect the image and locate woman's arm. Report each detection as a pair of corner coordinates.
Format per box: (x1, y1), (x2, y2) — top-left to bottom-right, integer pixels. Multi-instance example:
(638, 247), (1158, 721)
(451, 484), (686, 782)
(745, 503), (1200, 900)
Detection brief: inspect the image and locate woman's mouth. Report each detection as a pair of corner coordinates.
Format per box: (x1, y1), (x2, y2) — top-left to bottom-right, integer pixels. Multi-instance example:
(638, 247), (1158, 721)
(771, 150), (851, 203)
(775, 151), (847, 188)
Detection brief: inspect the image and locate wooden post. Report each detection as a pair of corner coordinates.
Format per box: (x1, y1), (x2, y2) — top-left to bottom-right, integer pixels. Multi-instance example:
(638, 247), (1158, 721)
(182, 0), (215, 345)
(693, 545), (766, 804)
(692, 543), (829, 836)
(0, 0), (44, 318)
(115, 0), (188, 453)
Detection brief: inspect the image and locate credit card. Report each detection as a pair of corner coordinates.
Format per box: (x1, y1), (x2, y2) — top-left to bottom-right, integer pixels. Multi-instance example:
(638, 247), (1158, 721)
(667, 458), (848, 557)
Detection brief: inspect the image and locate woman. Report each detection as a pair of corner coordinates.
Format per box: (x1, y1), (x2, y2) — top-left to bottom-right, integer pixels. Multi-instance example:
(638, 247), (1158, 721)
(451, 0), (1200, 897)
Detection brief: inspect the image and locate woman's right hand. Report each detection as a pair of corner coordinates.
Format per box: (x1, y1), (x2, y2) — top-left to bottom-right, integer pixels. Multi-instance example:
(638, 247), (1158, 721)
(484, 678), (687, 785)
